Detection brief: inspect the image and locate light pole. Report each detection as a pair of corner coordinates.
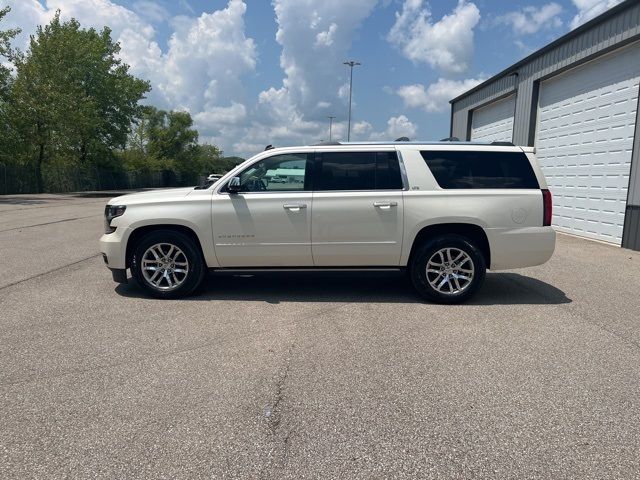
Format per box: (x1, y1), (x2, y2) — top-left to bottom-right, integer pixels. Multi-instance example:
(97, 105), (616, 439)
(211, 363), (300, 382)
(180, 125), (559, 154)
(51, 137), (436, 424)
(343, 60), (361, 141)
(327, 116), (335, 141)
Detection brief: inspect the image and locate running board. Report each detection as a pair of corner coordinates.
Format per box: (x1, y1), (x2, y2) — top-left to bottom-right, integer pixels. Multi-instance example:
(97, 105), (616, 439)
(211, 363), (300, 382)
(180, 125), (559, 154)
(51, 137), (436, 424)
(210, 267), (405, 274)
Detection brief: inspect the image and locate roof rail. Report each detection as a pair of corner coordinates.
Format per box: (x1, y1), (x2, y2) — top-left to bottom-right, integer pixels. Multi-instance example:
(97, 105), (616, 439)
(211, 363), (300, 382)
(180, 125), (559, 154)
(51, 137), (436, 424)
(312, 141), (342, 146)
(490, 141), (515, 146)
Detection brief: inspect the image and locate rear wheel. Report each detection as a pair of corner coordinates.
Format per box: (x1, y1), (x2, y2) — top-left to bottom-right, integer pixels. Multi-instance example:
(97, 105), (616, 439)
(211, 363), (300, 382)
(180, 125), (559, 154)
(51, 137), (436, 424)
(410, 234), (486, 304)
(131, 230), (205, 299)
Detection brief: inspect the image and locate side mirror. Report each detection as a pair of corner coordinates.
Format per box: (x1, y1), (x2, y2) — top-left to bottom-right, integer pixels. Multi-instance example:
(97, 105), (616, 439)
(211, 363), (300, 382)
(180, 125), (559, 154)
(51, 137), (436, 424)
(227, 176), (241, 194)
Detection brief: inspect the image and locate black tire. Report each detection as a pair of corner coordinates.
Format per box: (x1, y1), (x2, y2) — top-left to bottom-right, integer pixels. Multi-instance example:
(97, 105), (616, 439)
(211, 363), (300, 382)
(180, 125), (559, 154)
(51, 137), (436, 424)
(131, 229), (205, 299)
(410, 234), (486, 304)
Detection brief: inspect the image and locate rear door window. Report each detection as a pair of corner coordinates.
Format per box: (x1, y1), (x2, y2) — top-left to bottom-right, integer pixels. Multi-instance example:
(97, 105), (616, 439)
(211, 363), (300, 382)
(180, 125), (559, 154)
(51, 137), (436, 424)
(317, 151), (403, 191)
(420, 150), (539, 189)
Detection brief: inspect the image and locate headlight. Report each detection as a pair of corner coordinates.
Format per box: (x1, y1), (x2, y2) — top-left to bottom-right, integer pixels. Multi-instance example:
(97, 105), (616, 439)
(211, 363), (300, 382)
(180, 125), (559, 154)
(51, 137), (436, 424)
(104, 205), (126, 234)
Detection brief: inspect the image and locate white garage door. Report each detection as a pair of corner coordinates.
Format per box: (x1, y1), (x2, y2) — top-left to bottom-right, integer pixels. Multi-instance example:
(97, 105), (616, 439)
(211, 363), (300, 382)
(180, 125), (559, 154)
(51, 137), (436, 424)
(471, 94), (515, 142)
(536, 42), (640, 245)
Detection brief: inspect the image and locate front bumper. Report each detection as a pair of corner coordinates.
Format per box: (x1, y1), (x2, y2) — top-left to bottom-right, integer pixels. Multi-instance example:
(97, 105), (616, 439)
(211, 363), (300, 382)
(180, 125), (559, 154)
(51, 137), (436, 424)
(109, 267), (128, 283)
(99, 227), (130, 270)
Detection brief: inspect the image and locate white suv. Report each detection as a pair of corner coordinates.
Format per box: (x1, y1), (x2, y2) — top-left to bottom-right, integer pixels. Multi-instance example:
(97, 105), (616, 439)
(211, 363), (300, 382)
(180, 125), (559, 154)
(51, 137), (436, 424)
(100, 142), (555, 303)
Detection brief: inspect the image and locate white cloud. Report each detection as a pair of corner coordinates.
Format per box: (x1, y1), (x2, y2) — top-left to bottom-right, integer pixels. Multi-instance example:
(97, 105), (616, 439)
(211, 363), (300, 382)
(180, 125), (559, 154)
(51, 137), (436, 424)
(387, 0), (480, 74)
(337, 83), (350, 100)
(179, 0), (195, 15)
(514, 39), (535, 55)
(370, 115), (417, 140)
(1, 0), (257, 148)
(497, 3), (563, 35)
(397, 77), (486, 112)
(315, 22), (337, 47)
(342, 115), (418, 142)
(0, 0), (424, 157)
(263, 0), (376, 116)
(193, 102), (247, 128)
(0, 2), (46, 53)
(231, 141), (267, 156)
(570, 0), (623, 29)
(154, 1), (256, 113)
(51, 0), (156, 41)
(0, 0), (157, 53)
(352, 121), (373, 138)
(132, 1), (169, 23)
(251, 0), (377, 150)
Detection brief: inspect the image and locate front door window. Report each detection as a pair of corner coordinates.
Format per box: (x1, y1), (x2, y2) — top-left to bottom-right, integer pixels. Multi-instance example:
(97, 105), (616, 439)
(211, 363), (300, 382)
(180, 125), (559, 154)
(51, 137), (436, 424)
(237, 153), (310, 192)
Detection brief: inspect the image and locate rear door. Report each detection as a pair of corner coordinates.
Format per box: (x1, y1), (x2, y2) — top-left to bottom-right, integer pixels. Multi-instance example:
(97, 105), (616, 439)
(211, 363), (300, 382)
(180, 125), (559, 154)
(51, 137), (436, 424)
(311, 150), (405, 266)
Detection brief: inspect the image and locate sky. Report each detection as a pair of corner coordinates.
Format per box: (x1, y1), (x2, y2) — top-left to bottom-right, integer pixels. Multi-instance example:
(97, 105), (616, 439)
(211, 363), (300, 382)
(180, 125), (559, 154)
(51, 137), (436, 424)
(0, 0), (625, 158)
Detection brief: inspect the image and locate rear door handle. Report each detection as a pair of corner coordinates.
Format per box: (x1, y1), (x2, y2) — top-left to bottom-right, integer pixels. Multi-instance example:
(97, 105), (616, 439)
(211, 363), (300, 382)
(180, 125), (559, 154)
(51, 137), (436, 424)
(283, 203), (307, 210)
(373, 201), (398, 208)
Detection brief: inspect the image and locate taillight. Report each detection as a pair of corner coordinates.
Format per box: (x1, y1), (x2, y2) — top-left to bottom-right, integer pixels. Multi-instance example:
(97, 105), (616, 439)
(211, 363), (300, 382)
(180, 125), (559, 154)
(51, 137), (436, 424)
(542, 189), (552, 226)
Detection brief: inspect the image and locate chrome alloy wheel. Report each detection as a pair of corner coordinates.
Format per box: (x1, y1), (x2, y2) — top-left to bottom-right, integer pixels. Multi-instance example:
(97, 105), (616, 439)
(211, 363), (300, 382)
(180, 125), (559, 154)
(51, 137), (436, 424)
(426, 247), (474, 295)
(141, 243), (189, 291)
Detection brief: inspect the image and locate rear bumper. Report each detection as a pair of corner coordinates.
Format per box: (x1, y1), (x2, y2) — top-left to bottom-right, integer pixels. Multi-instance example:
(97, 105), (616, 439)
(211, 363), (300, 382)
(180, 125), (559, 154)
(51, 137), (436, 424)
(486, 226), (556, 270)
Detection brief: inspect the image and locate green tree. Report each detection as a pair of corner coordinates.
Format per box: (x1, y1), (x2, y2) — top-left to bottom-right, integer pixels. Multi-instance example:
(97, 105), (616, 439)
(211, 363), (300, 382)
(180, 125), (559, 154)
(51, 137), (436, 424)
(195, 144), (225, 173)
(9, 12), (150, 191)
(122, 106), (222, 182)
(0, 6), (19, 98)
(218, 156), (245, 170)
(201, 153), (244, 175)
(147, 108), (198, 165)
(0, 7), (20, 169)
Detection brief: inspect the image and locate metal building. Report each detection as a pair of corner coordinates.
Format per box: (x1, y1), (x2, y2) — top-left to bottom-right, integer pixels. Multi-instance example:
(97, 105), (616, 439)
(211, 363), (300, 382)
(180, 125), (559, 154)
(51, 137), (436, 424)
(449, 0), (640, 250)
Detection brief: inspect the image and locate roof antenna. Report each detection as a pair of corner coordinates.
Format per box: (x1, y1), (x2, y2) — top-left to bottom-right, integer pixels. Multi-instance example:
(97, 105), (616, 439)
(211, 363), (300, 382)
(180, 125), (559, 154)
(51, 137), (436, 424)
(440, 137), (460, 142)
(264, 144), (274, 151)
(395, 137), (410, 142)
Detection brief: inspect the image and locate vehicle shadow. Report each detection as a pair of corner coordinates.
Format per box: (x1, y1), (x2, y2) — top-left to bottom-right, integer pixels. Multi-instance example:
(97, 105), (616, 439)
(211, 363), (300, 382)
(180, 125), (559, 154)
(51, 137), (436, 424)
(115, 271), (571, 305)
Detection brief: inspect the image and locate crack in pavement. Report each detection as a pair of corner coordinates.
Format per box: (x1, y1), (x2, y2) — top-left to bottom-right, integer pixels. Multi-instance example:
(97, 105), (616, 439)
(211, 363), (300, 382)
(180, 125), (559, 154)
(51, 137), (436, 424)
(260, 343), (296, 480)
(265, 343), (295, 436)
(0, 254), (101, 291)
(258, 303), (351, 479)
(0, 215), (99, 233)
(0, 199), (106, 212)
(0, 303), (348, 389)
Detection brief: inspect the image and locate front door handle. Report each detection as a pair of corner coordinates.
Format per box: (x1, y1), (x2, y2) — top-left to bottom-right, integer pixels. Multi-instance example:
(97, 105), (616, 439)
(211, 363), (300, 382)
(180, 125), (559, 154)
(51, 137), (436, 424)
(373, 201), (398, 208)
(283, 203), (307, 210)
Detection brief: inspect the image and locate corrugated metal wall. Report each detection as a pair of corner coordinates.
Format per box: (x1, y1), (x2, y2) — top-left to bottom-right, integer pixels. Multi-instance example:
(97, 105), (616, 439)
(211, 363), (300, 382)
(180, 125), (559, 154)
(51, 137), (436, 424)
(452, 0), (640, 145)
(450, 0), (640, 250)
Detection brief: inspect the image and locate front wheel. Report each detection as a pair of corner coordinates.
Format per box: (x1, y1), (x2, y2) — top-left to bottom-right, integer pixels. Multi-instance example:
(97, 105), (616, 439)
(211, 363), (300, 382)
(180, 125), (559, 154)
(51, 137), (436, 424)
(131, 230), (205, 299)
(410, 234), (486, 304)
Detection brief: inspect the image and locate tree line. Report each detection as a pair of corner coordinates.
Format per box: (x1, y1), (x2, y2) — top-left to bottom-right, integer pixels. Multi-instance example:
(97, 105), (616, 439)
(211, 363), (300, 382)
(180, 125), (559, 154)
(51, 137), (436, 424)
(0, 7), (243, 193)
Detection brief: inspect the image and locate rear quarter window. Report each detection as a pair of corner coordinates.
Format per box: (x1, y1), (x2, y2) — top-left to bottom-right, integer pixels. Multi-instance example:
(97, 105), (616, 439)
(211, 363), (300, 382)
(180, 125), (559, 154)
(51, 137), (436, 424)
(420, 150), (539, 189)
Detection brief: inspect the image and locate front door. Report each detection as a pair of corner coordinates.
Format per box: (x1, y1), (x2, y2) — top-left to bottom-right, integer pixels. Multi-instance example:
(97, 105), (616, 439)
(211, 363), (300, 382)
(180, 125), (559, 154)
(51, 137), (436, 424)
(311, 150), (405, 266)
(211, 152), (313, 267)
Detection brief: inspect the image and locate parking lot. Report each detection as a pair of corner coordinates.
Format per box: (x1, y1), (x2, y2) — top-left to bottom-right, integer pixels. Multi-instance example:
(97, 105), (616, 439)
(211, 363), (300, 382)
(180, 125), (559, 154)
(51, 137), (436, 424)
(1, 192), (640, 479)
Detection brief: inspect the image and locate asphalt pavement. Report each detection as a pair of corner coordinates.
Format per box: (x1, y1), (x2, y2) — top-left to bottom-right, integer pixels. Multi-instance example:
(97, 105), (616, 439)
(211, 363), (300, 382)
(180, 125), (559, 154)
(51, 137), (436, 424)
(1, 193), (639, 479)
